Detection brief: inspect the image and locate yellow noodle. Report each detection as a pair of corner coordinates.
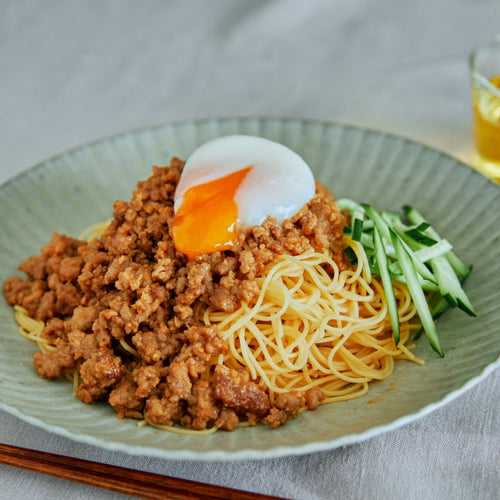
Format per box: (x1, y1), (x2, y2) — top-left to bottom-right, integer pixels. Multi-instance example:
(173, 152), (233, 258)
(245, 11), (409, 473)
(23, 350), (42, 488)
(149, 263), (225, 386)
(78, 221), (110, 241)
(201, 237), (422, 404)
(14, 305), (54, 353)
(119, 338), (138, 356)
(144, 419), (219, 435)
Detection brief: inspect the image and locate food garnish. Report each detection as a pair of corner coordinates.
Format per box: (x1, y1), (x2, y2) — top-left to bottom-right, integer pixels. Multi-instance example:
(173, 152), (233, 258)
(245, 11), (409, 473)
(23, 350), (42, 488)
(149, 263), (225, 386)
(338, 200), (476, 357)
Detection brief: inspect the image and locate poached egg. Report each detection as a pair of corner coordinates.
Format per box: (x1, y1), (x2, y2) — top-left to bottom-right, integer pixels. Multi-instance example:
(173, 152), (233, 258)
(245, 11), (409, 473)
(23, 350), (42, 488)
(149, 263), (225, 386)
(172, 135), (315, 259)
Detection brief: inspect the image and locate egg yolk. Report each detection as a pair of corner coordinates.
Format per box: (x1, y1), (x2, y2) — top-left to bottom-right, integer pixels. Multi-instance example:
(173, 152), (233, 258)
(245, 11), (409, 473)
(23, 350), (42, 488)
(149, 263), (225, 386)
(172, 166), (252, 259)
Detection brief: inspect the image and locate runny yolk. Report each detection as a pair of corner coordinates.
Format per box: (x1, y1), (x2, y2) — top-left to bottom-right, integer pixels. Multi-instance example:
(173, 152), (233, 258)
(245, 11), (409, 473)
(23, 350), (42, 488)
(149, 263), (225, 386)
(172, 166), (252, 259)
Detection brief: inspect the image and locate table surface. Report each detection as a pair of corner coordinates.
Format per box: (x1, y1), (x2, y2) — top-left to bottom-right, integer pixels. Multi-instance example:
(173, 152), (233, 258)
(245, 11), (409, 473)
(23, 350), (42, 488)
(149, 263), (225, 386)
(1, 1), (499, 499)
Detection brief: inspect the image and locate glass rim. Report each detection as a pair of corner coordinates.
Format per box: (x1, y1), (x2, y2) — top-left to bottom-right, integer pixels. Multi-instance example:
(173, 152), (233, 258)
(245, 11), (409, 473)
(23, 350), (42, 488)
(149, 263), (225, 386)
(469, 35), (500, 98)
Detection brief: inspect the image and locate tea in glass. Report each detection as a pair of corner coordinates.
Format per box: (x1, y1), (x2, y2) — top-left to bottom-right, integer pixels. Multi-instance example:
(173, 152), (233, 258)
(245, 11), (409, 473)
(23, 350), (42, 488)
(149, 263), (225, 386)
(470, 37), (500, 180)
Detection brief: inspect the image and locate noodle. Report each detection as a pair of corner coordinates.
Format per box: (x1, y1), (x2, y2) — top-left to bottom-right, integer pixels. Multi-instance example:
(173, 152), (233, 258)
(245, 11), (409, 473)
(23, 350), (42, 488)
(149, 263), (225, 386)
(200, 238), (422, 406)
(144, 419), (219, 435)
(14, 305), (52, 353)
(78, 221), (110, 241)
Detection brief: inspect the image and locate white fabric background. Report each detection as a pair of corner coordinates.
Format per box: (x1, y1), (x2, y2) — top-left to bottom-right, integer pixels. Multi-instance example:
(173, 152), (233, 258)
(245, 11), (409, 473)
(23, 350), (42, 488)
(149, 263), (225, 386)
(0, 1), (499, 499)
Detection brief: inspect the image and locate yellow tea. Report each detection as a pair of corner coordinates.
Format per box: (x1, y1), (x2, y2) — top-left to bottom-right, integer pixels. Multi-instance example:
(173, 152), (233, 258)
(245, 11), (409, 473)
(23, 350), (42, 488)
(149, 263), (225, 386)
(472, 74), (500, 165)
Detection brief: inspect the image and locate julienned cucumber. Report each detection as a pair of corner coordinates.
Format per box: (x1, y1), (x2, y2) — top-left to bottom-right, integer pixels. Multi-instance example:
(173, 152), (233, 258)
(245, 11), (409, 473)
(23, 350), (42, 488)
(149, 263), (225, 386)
(337, 199), (476, 357)
(373, 225), (400, 345)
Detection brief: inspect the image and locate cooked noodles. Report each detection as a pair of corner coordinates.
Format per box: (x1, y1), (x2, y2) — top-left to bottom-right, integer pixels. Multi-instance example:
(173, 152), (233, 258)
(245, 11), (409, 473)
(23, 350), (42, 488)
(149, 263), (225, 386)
(200, 238), (422, 406)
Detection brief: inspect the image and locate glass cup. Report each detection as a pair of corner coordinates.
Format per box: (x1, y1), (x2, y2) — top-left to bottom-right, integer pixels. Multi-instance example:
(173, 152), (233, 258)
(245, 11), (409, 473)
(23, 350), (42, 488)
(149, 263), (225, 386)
(470, 36), (500, 181)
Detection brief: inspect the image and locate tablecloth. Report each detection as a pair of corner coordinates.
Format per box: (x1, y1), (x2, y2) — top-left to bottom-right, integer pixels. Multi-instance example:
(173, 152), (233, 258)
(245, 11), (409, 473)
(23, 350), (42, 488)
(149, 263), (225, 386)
(1, 1), (499, 499)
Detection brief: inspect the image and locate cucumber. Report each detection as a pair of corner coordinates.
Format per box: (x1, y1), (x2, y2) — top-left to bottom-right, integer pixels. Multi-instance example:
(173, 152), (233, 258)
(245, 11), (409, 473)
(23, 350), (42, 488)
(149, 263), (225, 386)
(337, 199), (475, 356)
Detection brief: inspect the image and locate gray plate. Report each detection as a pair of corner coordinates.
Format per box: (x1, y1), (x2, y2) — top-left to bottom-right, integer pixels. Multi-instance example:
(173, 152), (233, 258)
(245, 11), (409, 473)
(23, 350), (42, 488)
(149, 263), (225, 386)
(0, 118), (498, 461)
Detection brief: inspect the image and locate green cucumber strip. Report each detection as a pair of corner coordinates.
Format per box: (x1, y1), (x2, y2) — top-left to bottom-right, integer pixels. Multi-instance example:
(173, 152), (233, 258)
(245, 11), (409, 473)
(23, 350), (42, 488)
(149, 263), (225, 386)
(344, 246), (358, 266)
(380, 210), (400, 225)
(362, 204), (391, 242)
(389, 271), (441, 293)
(404, 228), (438, 246)
(366, 204), (436, 284)
(336, 198), (365, 242)
(414, 239), (453, 262)
(403, 205), (470, 280)
(390, 229), (444, 357)
(444, 253), (472, 282)
(373, 225), (400, 345)
(362, 204), (397, 259)
(350, 204), (365, 242)
(402, 242), (436, 282)
(413, 295), (449, 341)
(351, 218), (364, 241)
(390, 228), (437, 284)
(415, 222), (431, 232)
(359, 231), (374, 250)
(336, 198), (359, 212)
(361, 219), (374, 230)
(380, 210), (439, 281)
(429, 256), (477, 316)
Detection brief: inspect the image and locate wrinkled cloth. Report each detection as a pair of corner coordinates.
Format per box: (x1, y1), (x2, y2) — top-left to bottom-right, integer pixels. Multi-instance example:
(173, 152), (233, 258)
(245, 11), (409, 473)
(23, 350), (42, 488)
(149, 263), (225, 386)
(0, 1), (499, 499)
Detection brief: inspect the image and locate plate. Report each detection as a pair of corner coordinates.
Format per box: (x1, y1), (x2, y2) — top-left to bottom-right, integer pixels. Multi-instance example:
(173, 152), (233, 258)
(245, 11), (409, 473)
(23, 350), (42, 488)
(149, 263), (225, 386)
(0, 118), (498, 461)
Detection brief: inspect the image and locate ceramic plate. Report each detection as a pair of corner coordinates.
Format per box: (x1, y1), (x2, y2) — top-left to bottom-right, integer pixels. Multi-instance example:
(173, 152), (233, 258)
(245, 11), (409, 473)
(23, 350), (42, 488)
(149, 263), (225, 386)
(0, 118), (498, 460)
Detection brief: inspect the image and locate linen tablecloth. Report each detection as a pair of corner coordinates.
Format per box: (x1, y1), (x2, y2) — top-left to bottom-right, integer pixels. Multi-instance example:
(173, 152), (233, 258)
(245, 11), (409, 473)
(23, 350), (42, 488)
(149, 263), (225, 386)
(1, 1), (498, 498)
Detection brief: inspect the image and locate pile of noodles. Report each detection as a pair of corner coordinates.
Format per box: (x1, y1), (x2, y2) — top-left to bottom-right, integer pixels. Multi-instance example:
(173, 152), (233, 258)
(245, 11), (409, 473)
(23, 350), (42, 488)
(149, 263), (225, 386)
(198, 237), (421, 405)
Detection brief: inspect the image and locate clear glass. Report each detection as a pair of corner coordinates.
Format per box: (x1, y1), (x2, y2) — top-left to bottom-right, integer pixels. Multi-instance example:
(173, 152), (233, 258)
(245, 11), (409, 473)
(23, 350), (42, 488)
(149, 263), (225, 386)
(470, 36), (500, 181)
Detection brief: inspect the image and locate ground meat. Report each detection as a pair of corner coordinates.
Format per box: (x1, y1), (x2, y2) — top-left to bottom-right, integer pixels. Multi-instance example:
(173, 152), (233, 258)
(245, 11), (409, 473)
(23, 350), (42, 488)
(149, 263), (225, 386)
(208, 288), (238, 312)
(79, 347), (124, 389)
(213, 364), (270, 416)
(265, 388), (326, 428)
(145, 392), (183, 426)
(215, 408), (240, 431)
(187, 379), (220, 430)
(67, 329), (99, 360)
(166, 361), (192, 400)
(305, 387), (325, 410)
(33, 339), (76, 379)
(76, 383), (108, 404)
(134, 363), (164, 398)
(71, 305), (99, 331)
(4, 158), (346, 430)
(109, 376), (144, 419)
(40, 317), (67, 344)
(132, 327), (180, 364)
(4, 232), (85, 321)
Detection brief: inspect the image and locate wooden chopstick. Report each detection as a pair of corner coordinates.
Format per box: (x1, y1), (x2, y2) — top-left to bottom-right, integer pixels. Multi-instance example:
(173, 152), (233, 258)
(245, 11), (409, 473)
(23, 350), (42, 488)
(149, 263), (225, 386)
(0, 443), (285, 500)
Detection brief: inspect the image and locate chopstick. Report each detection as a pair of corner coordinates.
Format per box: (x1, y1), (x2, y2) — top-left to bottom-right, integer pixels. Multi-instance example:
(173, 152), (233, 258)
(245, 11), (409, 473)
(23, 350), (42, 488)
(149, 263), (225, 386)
(0, 443), (285, 500)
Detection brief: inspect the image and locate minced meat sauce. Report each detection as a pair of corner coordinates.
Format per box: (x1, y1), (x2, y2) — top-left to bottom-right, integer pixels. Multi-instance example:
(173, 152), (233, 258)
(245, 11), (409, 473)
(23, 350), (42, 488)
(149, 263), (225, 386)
(4, 158), (348, 431)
